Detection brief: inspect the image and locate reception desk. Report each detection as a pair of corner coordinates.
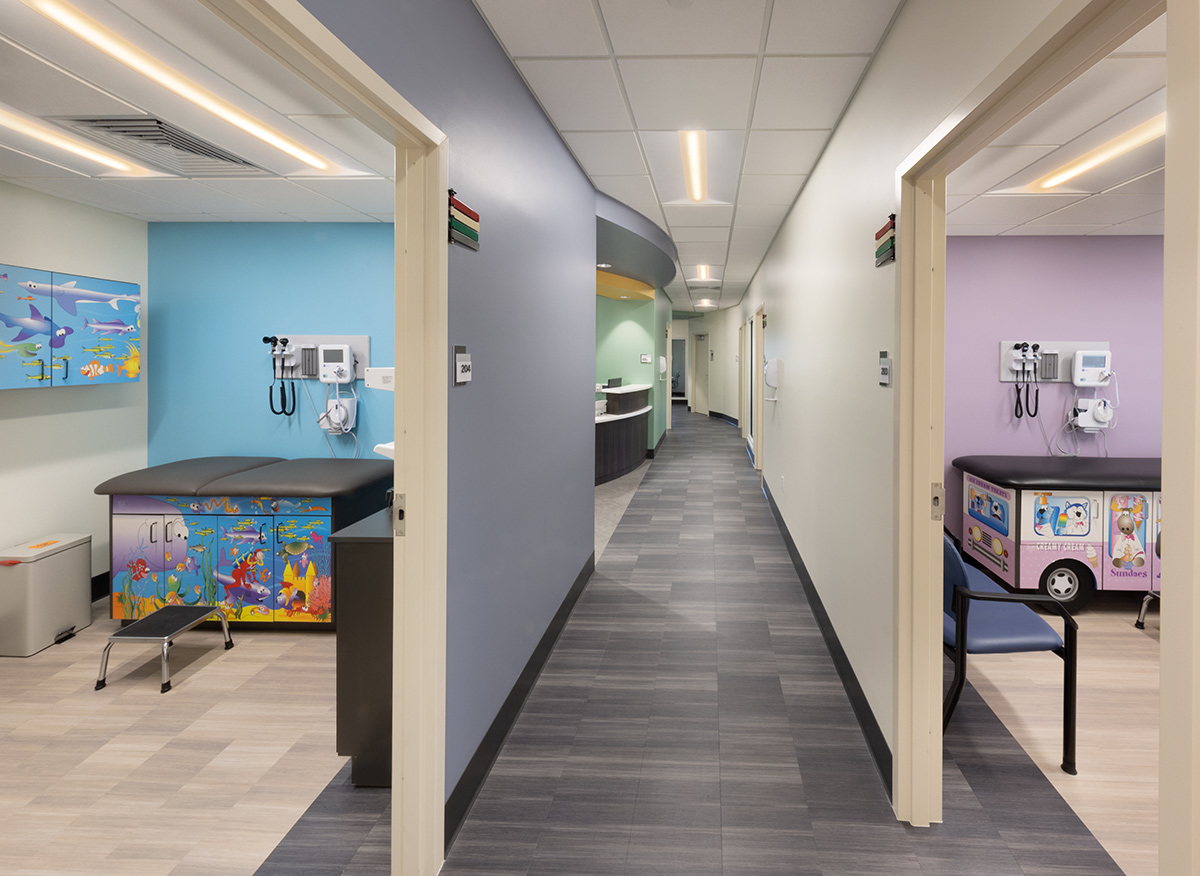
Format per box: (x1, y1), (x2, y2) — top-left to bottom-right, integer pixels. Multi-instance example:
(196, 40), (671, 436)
(596, 384), (651, 485)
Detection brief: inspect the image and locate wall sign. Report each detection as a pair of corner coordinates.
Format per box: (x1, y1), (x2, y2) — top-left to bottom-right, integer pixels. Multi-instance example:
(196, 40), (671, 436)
(0, 263), (140, 390)
(875, 214), (896, 266)
(454, 344), (472, 385)
(449, 190), (480, 251)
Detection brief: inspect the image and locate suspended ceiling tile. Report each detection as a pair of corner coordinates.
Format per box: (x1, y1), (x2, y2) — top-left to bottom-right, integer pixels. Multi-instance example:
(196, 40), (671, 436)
(205, 212), (302, 221)
(106, 179), (259, 212)
(1089, 224), (1163, 235)
(641, 129), (743, 205)
(672, 226), (732, 243)
(730, 225), (775, 246)
(945, 225), (1019, 236)
(136, 212), (229, 221)
(1003, 225), (1110, 235)
(369, 213), (395, 223)
(0, 144), (88, 179)
(198, 178), (345, 212)
(663, 204), (734, 227)
(598, 0), (767, 55)
(752, 56), (868, 130)
(0, 38), (139, 117)
(472, 0), (608, 57)
(592, 174), (658, 205)
(947, 194), (974, 213)
(767, 0), (902, 54)
(15, 176), (183, 214)
(1107, 168), (1164, 195)
(619, 58), (756, 130)
(1027, 193), (1163, 226)
(516, 59), (632, 131)
(293, 178), (397, 214)
(946, 194), (1086, 226)
(1124, 209), (1165, 226)
(947, 146), (1057, 196)
(627, 203), (668, 229)
(992, 60), (1165, 147)
(110, 0), (348, 116)
(563, 132), (647, 176)
(675, 241), (729, 262)
(737, 174), (804, 206)
(1109, 12), (1165, 54)
(735, 204), (788, 227)
(289, 213), (379, 222)
(289, 115), (395, 177)
(743, 130), (828, 176)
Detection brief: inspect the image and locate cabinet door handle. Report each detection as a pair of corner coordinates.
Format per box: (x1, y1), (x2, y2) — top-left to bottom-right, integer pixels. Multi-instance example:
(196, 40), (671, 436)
(149, 521), (158, 544)
(165, 520), (174, 543)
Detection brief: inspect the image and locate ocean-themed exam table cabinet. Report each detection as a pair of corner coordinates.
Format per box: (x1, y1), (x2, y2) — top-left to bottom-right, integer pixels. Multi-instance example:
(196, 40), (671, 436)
(953, 455), (1161, 612)
(95, 457), (392, 626)
(0, 263), (140, 389)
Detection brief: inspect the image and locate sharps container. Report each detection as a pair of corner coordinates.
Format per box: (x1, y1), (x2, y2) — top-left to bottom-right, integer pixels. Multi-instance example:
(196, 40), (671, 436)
(0, 533), (92, 657)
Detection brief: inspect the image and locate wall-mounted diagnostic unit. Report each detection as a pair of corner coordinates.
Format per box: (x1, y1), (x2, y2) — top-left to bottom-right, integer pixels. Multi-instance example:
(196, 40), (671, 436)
(1072, 350), (1112, 387)
(319, 344), (354, 384)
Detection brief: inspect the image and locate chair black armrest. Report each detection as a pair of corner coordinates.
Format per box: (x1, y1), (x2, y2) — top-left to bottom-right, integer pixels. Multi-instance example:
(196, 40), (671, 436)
(954, 585), (1078, 630)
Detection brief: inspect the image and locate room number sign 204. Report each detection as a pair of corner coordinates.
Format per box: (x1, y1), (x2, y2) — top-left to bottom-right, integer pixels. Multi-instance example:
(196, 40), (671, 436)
(455, 352), (472, 384)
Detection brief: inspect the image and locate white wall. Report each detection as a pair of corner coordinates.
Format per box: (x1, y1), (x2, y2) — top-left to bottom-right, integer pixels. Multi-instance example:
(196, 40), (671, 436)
(735, 0), (1069, 747)
(690, 309), (741, 420)
(0, 182), (148, 575)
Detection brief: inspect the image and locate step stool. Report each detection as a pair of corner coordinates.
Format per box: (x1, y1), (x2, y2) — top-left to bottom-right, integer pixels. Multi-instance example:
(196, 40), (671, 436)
(96, 604), (233, 693)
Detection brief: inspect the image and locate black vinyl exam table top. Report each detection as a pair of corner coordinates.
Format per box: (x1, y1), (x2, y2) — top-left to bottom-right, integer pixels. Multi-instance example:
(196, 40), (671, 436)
(95, 456), (393, 497)
(952, 455), (1161, 492)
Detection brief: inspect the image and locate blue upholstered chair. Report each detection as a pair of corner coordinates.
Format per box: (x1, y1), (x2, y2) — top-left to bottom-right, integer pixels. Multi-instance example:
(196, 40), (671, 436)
(942, 534), (1079, 775)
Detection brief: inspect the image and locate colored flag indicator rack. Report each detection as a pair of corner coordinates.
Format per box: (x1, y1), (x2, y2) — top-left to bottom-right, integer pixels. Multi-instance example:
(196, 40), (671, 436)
(875, 214), (895, 267)
(449, 190), (480, 251)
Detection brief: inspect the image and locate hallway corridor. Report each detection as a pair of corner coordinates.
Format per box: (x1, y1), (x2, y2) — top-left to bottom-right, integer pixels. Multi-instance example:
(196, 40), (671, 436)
(260, 412), (1121, 875)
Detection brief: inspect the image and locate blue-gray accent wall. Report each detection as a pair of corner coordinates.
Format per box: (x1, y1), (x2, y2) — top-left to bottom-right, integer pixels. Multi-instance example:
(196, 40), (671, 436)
(297, 0), (597, 794)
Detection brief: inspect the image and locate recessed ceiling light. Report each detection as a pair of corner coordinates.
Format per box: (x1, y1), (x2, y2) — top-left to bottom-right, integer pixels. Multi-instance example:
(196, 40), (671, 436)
(0, 103), (149, 173)
(697, 265), (709, 281)
(21, 0), (331, 171)
(1034, 113), (1166, 190)
(679, 130), (707, 202)
(597, 262), (612, 269)
(696, 299), (716, 309)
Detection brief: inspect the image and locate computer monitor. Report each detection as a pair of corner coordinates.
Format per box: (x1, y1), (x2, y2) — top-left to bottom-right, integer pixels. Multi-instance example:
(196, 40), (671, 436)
(608, 377), (622, 387)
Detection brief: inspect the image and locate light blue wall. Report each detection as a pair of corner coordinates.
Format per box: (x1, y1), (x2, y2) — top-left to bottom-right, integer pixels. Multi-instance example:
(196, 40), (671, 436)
(147, 223), (394, 464)
(299, 0), (597, 795)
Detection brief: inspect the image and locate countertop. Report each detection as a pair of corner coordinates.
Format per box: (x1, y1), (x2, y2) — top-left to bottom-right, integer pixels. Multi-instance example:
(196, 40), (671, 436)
(596, 405), (653, 424)
(600, 383), (652, 394)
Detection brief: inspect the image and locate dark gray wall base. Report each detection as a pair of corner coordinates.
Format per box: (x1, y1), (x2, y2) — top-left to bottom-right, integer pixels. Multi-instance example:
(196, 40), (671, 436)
(647, 431), (666, 458)
(708, 410), (738, 427)
(762, 482), (893, 797)
(445, 552), (596, 850)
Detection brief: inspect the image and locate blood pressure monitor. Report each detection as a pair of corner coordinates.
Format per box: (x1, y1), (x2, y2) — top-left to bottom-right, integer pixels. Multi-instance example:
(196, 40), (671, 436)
(1072, 350), (1111, 387)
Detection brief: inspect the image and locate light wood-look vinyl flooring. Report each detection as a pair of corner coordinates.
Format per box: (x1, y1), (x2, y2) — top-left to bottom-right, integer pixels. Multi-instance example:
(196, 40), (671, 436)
(968, 592), (1159, 876)
(0, 610), (344, 876)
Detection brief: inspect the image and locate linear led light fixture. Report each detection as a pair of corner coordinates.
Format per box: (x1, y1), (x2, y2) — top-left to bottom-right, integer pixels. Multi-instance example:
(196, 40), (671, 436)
(1034, 113), (1166, 190)
(695, 298), (716, 309)
(679, 130), (707, 202)
(697, 264), (709, 281)
(21, 0), (330, 170)
(0, 104), (146, 172)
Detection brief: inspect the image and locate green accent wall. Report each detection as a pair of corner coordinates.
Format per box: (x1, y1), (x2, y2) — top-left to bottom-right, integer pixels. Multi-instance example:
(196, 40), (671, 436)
(596, 295), (664, 451)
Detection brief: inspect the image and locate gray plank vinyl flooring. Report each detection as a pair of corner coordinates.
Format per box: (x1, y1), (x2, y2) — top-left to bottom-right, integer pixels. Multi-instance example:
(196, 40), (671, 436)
(259, 411), (1122, 876)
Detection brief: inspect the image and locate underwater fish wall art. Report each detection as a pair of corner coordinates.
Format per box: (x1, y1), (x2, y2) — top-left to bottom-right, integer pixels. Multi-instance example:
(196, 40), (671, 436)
(0, 304), (73, 347)
(18, 279), (141, 316)
(83, 318), (137, 336)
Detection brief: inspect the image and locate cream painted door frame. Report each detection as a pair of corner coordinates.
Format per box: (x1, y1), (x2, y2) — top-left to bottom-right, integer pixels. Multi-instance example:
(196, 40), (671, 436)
(752, 307), (764, 471)
(666, 321), (672, 432)
(892, 0), (1165, 833)
(199, 2), (449, 874)
(739, 322), (748, 439)
(693, 333), (710, 416)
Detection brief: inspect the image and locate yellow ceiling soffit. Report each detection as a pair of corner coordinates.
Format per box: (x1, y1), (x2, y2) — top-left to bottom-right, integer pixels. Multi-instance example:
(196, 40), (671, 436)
(596, 270), (655, 301)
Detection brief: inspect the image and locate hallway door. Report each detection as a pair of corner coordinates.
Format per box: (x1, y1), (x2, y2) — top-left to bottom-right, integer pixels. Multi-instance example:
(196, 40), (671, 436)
(693, 333), (709, 416)
(751, 307), (764, 471)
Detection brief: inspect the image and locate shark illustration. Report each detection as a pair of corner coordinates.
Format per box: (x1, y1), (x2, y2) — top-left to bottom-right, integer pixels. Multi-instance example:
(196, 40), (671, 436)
(18, 279), (140, 316)
(83, 317), (137, 336)
(0, 304), (74, 347)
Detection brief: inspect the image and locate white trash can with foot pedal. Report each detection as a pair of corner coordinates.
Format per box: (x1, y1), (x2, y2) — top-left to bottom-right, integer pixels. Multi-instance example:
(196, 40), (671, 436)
(0, 533), (92, 657)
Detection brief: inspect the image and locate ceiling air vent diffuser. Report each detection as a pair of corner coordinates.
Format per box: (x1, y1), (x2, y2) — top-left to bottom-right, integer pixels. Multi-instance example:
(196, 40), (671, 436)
(56, 116), (270, 177)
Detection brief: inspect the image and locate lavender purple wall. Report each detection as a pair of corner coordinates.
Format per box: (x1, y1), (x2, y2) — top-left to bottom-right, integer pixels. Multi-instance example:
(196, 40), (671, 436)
(944, 235), (1163, 534)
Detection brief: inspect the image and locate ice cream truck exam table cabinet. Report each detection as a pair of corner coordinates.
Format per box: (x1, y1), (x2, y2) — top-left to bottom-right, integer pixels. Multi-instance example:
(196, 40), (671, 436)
(952, 455), (1161, 612)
